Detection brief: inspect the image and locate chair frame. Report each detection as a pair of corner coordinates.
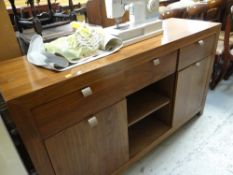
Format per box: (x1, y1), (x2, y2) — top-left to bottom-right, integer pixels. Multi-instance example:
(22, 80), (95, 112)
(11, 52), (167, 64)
(185, 3), (208, 20)
(210, 6), (233, 89)
(205, 0), (225, 22)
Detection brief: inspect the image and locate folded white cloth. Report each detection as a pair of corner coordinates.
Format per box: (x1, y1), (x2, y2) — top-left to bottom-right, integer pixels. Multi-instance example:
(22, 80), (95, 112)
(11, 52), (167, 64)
(167, 0), (196, 9)
(27, 35), (69, 70)
(27, 32), (123, 71)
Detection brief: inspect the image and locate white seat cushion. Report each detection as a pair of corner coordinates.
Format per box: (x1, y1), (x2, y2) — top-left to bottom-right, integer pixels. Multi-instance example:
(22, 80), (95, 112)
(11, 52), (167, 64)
(216, 40), (224, 55)
(167, 0), (195, 10)
(159, 6), (169, 13)
(219, 31), (233, 46)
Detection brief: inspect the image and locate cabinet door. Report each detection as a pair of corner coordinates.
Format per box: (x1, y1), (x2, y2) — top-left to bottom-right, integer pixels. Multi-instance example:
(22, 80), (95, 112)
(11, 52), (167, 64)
(45, 100), (129, 175)
(173, 57), (211, 127)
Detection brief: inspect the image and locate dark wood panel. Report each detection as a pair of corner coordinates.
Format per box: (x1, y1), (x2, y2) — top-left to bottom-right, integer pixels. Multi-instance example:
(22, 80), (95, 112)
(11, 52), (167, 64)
(45, 100), (129, 175)
(129, 110), (171, 157)
(86, 0), (129, 27)
(127, 90), (170, 127)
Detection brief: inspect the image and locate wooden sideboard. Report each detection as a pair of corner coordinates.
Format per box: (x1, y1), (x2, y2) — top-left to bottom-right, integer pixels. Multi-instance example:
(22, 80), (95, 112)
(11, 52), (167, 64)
(0, 19), (220, 175)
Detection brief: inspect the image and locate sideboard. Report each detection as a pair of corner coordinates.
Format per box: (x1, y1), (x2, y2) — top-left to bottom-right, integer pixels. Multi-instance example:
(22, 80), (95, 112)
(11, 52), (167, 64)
(0, 18), (220, 175)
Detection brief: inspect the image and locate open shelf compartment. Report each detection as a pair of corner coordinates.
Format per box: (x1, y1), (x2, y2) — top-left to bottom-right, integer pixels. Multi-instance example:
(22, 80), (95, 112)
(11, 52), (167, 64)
(127, 89), (170, 127)
(127, 75), (175, 157)
(129, 106), (172, 157)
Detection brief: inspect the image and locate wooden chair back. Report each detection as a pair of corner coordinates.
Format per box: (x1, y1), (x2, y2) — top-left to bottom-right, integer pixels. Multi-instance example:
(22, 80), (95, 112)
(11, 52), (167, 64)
(220, 0), (233, 30)
(160, 8), (184, 19)
(205, 0), (224, 21)
(185, 3), (207, 20)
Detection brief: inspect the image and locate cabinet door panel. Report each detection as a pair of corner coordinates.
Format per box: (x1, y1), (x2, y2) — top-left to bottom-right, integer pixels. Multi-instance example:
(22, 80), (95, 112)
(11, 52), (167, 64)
(45, 100), (129, 175)
(173, 57), (211, 127)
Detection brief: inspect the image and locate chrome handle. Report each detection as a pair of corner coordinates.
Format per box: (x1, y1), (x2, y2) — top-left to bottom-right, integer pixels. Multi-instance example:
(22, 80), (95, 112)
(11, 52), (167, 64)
(81, 87), (93, 97)
(153, 59), (160, 66)
(195, 62), (201, 67)
(88, 116), (98, 127)
(197, 40), (204, 46)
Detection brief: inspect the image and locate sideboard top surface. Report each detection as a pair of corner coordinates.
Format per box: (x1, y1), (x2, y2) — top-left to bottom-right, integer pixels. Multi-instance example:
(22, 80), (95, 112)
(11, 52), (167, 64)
(0, 18), (220, 102)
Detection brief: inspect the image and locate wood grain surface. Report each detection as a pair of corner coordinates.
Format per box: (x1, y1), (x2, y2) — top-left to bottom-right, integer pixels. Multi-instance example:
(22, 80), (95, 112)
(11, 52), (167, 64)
(45, 100), (129, 175)
(33, 72), (125, 138)
(0, 18), (221, 175)
(0, 19), (220, 103)
(178, 34), (216, 70)
(173, 57), (212, 127)
(125, 51), (177, 95)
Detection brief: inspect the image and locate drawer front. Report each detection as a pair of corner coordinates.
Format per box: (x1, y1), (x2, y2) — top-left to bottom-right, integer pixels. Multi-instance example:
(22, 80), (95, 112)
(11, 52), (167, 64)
(178, 35), (216, 70)
(33, 73), (125, 138)
(125, 51), (177, 95)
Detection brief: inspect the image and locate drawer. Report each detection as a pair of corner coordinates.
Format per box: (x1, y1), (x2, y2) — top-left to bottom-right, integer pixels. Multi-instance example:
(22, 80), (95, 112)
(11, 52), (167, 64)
(32, 73), (125, 138)
(178, 35), (216, 70)
(125, 51), (177, 95)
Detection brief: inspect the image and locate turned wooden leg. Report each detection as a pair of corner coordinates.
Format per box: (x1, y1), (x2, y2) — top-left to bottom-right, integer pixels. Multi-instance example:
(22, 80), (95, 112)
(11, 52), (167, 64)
(210, 54), (223, 90)
(224, 61), (233, 80)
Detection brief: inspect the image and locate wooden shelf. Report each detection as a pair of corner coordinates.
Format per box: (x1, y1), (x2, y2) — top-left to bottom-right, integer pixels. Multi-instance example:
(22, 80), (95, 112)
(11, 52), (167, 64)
(127, 90), (170, 127)
(129, 114), (171, 157)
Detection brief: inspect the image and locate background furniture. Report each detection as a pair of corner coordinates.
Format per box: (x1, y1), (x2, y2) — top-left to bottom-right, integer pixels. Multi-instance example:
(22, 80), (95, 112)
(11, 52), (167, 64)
(205, 0), (224, 21)
(86, 0), (129, 27)
(213, 7), (233, 84)
(160, 8), (184, 19)
(159, 0), (179, 6)
(210, 2), (233, 89)
(0, 19), (220, 175)
(4, 0), (87, 7)
(222, 8), (233, 80)
(185, 3), (207, 19)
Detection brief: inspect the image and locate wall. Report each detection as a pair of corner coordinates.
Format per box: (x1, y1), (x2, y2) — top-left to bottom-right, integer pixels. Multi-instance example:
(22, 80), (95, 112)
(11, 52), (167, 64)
(0, 116), (27, 175)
